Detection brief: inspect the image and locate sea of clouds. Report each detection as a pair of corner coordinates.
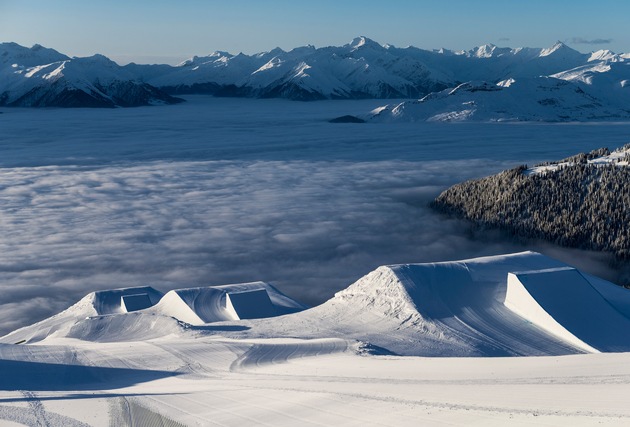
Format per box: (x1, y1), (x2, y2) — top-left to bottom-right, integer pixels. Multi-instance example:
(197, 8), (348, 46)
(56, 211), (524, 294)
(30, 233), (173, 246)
(1, 97), (629, 335)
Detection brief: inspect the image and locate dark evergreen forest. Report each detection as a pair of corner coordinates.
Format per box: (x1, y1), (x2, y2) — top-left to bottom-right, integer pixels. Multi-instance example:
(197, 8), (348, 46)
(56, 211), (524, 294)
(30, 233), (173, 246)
(432, 147), (630, 259)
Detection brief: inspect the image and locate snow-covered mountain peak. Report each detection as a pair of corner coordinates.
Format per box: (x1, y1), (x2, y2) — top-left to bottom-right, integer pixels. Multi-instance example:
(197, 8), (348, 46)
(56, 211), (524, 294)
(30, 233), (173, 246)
(209, 50), (232, 58)
(589, 49), (623, 62)
(256, 47), (286, 58)
(78, 53), (118, 66)
(471, 43), (498, 58)
(468, 43), (523, 59)
(177, 50), (235, 67)
(177, 56), (201, 67)
(0, 42), (69, 66)
(348, 36), (383, 50)
(254, 56), (284, 74)
(540, 41), (580, 57)
(0, 42), (182, 107)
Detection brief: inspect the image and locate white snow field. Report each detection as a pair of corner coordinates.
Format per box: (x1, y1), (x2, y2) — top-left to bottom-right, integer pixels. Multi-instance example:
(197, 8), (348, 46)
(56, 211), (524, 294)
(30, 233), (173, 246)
(2, 251), (630, 426)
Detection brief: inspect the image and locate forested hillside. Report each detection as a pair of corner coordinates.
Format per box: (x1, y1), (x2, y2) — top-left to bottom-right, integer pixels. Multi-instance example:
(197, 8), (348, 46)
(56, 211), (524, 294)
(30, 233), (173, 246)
(432, 146), (630, 259)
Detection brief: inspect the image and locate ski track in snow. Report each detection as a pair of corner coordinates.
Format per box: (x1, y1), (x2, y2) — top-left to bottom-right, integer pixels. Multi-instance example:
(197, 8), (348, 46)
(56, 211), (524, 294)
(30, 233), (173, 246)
(2, 331), (630, 425)
(0, 391), (91, 427)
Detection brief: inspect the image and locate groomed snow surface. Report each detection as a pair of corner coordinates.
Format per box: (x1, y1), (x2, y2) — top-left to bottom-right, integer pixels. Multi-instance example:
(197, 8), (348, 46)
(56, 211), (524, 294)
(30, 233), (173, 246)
(2, 251), (630, 426)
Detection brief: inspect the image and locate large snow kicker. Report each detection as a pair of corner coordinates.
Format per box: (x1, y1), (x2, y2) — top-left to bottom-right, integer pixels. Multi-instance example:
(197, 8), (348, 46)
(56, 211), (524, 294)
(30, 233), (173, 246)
(505, 267), (630, 353)
(252, 251), (630, 357)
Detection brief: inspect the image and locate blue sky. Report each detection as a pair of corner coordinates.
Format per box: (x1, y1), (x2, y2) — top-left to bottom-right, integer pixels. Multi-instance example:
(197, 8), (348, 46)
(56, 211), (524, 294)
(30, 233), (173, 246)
(1, 0), (628, 64)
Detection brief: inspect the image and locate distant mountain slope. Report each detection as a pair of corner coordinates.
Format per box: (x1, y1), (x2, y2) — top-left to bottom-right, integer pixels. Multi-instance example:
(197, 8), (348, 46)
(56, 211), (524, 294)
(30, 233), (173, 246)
(0, 43), (182, 107)
(3, 38), (630, 112)
(369, 75), (630, 122)
(432, 145), (630, 258)
(142, 37), (605, 101)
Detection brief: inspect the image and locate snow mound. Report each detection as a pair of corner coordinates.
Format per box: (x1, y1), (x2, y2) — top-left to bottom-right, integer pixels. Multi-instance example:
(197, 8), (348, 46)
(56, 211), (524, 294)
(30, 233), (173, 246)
(0, 281), (307, 344)
(252, 251), (630, 357)
(150, 282), (304, 325)
(3, 252), (630, 357)
(65, 312), (190, 342)
(0, 286), (164, 344)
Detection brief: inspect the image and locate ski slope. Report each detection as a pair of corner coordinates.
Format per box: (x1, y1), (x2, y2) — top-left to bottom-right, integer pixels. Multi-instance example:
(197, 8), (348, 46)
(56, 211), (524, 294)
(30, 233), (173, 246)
(2, 252), (630, 425)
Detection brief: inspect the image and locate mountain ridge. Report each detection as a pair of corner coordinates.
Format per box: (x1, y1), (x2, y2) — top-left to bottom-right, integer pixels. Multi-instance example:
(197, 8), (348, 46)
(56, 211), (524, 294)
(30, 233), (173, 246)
(1, 38), (629, 111)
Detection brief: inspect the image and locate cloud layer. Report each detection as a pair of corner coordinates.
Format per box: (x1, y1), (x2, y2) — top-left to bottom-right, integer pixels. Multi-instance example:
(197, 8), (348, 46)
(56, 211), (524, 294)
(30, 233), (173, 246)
(2, 98), (630, 335)
(0, 159), (533, 334)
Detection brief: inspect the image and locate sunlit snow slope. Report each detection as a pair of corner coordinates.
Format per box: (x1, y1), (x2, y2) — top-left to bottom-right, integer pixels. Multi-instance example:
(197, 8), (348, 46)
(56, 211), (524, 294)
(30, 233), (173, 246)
(4, 251), (629, 358)
(1, 282), (306, 344)
(240, 251), (630, 356)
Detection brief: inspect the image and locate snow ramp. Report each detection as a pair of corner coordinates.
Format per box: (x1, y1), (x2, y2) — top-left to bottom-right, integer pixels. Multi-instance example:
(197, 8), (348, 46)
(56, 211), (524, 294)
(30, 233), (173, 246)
(282, 251), (630, 357)
(0, 286), (164, 344)
(505, 267), (630, 353)
(90, 286), (163, 315)
(150, 282), (306, 326)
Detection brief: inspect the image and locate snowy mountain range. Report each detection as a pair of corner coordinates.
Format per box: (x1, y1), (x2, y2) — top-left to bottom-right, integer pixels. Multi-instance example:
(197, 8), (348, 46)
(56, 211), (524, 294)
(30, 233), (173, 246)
(0, 43), (182, 107)
(2, 37), (630, 118)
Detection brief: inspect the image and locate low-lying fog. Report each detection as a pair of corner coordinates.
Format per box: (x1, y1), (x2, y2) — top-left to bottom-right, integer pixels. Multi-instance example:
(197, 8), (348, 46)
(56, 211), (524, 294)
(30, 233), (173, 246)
(1, 96), (629, 335)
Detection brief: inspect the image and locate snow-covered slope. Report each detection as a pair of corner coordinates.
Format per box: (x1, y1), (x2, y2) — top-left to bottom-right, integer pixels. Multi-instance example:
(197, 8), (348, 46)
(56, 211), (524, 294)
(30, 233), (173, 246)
(244, 251), (630, 356)
(2, 252), (630, 425)
(370, 76), (630, 122)
(0, 281), (306, 344)
(5, 251), (630, 358)
(0, 43), (182, 107)
(0, 286), (165, 344)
